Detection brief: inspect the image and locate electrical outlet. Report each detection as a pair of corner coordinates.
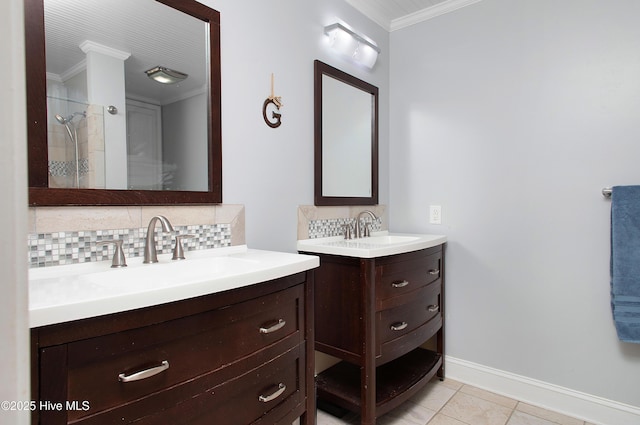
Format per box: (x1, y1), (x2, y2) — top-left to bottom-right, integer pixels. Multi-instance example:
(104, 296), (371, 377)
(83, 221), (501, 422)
(429, 205), (442, 224)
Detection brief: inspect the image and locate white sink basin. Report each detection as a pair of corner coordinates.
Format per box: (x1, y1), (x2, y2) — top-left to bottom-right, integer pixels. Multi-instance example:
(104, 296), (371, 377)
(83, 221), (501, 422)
(297, 231), (446, 258)
(29, 246), (319, 328)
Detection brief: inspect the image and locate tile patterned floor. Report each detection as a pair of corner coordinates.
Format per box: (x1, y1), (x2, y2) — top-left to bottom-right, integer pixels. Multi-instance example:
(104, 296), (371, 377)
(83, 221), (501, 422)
(316, 378), (597, 425)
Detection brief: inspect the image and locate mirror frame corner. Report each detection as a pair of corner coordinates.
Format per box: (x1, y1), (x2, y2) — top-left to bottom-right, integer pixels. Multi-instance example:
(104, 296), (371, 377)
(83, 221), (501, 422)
(25, 0), (222, 206)
(313, 60), (378, 207)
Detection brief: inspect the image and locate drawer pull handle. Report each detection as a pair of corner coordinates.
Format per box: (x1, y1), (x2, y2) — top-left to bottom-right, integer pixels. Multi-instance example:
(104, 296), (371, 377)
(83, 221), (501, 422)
(390, 321), (408, 331)
(259, 318), (286, 334)
(258, 383), (286, 403)
(118, 360), (169, 383)
(427, 304), (439, 312)
(391, 280), (409, 288)
(428, 269), (440, 275)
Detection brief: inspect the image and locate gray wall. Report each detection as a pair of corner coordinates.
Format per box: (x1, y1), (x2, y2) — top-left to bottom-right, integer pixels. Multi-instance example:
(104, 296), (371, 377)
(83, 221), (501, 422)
(389, 0), (640, 407)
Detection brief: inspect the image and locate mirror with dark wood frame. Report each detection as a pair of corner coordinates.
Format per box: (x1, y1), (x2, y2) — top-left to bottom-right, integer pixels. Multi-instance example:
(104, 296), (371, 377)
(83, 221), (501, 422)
(25, 0), (222, 205)
(314, 60), (378, 206)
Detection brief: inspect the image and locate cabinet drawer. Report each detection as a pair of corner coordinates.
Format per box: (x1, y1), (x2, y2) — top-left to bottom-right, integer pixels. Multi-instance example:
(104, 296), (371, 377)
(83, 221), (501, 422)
(378, 314), (442, 366)
(59, 285), (303, 421)
(376, 281), (441, 345)
(73, 344), (304, 425)
(376, 250), (441, 307)
(184, 345), (303, 425)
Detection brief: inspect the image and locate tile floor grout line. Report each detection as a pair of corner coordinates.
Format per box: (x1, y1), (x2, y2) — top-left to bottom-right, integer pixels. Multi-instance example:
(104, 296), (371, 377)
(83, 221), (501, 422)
(424, 378), (455, 424)
(504, 405), (518, 425)
(425, 379), (474, 425)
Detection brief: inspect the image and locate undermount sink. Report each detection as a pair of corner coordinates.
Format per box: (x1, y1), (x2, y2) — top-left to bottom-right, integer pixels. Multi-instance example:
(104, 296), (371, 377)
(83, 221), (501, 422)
(297, 231), (447, 258)
(28, 245), (319, 328)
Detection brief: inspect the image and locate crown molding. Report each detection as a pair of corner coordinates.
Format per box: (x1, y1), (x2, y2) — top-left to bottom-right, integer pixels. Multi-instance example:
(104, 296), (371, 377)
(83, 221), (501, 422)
(60, 59), (87, 82)
(347, 0), (483, 32)
(391, 0), (482, 31)
(79, 40), (131, 61)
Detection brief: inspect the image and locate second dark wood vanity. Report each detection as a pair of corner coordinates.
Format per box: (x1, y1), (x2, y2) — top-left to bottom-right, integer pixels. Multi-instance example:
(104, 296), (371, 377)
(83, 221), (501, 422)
(303, 245), (445, 425)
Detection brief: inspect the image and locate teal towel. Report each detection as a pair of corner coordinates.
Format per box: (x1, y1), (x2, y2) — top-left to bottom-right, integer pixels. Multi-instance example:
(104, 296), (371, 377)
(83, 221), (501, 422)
(611, 185), (640, 343)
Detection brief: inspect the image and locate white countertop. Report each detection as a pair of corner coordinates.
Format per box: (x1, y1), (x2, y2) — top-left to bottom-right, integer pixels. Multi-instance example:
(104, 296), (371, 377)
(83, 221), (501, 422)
(297, 231), (447, 258)
(29, 246), (319, 328)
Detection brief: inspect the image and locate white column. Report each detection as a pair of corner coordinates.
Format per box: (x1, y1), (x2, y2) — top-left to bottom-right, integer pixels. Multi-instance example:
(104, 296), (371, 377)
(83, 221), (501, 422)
(80, 40), (131, 189)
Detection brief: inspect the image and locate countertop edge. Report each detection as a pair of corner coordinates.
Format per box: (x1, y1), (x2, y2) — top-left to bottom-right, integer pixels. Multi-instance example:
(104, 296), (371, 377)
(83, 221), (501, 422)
(296, 232), (447, 258)
(30, 249), (319, 329)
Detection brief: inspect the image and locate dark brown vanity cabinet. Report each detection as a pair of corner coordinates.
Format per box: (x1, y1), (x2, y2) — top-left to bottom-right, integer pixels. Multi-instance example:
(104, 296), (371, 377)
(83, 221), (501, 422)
(306, 246), (445, 425)
(30, 272), (315, 425)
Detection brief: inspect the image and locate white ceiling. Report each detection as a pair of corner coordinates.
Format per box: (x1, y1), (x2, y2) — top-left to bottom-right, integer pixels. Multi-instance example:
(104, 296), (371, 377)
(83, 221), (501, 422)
(345, 0), (482, 31)
(45, 0), (207, 105)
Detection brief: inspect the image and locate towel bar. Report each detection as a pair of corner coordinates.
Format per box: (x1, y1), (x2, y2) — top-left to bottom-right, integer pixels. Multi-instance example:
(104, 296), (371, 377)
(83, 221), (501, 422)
(603, 187), (612, 198)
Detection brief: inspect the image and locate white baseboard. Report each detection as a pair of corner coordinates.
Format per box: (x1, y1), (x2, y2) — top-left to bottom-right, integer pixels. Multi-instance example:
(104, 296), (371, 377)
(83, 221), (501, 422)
(445, 356), (640, 425)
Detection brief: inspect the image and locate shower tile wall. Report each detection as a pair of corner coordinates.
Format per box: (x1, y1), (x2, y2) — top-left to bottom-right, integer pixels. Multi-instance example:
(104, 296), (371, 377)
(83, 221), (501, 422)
(86, 103), (105, 188)
(48, 119), (75, 189)
(47, 99), (94, 189)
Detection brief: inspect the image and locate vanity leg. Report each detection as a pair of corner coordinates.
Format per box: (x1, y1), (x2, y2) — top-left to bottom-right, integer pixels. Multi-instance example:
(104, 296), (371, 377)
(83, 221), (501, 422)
(437, 248), (446, 381)
(303, 272), (316, 425)
(361, 365), (376, 425)
(437, 326), (445, 380)
(361, 259), (377, 425)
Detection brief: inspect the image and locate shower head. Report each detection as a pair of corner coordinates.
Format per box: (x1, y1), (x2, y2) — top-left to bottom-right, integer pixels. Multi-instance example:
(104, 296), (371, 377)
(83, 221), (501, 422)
(55, 111), (86, 125)
(55, 114), (69, 125)
(55, 114), (75, 145)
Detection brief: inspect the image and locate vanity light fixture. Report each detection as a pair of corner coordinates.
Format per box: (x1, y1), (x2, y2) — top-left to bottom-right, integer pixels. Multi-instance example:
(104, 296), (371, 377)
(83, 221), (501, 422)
(145, 66), (188, 84)
(324, 22), (380, 69)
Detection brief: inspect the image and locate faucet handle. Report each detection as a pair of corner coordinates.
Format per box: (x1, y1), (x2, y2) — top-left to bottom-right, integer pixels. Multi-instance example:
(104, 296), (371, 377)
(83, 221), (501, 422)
(342, 224), (353, 240)
(97, 240), (127, 268)
(172, 234), (195, 260)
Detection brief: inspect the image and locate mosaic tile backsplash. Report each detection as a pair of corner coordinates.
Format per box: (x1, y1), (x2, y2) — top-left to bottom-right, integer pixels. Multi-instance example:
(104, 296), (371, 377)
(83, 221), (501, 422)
(308, 217), (382, 239)
(28, 224), (231, 268)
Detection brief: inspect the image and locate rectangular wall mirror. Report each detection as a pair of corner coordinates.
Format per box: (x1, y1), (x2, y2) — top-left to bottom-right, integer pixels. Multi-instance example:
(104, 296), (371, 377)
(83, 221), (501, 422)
(25, 0), (222, 205)
(314, 60), (378, 206)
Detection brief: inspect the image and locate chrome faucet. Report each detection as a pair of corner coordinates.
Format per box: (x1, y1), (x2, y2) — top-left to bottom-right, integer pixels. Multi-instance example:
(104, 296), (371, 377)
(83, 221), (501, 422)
(143, 215), (175, 263)
(354, 210), (378, 239)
